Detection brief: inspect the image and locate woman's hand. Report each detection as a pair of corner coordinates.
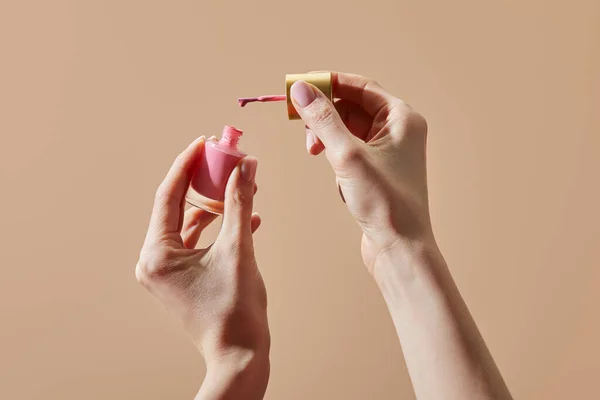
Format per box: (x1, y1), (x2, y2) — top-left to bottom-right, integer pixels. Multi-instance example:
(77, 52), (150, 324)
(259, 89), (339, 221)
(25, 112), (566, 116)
(292, 73), (513, 400)
(136, 137), (269, 400)
(290, 72), (431, 274)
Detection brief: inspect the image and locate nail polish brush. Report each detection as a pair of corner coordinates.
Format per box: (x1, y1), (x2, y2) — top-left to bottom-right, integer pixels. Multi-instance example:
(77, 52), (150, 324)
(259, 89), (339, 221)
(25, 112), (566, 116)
(238, 95), (287, 107)
(237, 72), (333, 120)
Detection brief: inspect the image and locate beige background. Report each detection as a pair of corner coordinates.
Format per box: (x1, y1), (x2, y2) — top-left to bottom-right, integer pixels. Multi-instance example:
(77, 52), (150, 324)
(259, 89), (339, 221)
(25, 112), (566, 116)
(1, 1), (599, 399)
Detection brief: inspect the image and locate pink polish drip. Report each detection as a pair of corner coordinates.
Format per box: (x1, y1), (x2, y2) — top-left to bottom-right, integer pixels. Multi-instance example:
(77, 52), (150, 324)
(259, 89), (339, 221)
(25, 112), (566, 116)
(188, 125), (247, 212)
(238, 95), (286, 107)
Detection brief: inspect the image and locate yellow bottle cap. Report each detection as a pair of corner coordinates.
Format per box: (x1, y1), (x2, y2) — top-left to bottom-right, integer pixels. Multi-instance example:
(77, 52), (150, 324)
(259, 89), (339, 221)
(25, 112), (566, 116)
(285, 72), (333, 120)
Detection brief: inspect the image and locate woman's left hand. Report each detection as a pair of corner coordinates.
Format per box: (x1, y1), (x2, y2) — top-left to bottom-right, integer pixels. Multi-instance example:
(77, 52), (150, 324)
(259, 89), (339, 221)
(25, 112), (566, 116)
(136, 137), (269, 400)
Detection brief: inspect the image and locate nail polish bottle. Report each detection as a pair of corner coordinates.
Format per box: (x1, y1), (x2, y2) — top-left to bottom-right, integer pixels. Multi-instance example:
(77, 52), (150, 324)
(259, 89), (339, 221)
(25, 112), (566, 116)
(186, 125), (247, 214)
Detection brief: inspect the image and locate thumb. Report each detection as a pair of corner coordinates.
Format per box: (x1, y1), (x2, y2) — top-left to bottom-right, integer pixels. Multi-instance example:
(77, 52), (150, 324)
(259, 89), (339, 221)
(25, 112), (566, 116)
(220, 156), (257, 240)
(290, 80), (355, 154)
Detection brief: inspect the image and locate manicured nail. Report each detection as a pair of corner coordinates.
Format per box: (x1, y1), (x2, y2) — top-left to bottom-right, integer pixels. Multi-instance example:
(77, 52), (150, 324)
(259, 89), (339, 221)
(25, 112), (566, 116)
(241, 157), (258, 183)
(306, 130), (316, 151)
(291, 81), (316, 108)
(338, 184), (346, 203)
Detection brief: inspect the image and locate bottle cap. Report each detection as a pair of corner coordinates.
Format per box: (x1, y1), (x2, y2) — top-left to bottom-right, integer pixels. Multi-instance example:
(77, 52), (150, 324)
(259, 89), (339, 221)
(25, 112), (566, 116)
(285, 72), (333, 120)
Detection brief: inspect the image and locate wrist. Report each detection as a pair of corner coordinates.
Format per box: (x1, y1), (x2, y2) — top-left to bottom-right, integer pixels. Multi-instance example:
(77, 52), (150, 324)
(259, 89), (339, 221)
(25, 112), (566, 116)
(198, 346), (270, 400)
(371, 236), (446, 300)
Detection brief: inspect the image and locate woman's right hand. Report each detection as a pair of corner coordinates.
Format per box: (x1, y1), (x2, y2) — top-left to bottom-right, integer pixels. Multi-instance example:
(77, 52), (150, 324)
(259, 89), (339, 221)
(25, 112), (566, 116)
(292, 72), (514, 400)
(290, 72), (433, 274)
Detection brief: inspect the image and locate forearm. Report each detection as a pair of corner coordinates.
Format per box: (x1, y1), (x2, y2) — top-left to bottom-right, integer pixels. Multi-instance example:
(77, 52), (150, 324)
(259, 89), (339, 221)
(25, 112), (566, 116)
(195, 348), (270, 400)
(374, 241), (512, 400)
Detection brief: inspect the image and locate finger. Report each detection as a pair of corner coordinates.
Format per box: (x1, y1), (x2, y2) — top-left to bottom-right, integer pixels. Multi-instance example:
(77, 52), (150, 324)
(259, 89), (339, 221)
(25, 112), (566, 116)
(181, 207), (218, 249)
(221, 157), (257, 240)
(304, 99), (373, 155)
(148, 137), (205, 239)
(334, 99), (373, 142)
(290, 80), (357, 154)
(250, 212), (262, 234)
(306, 128), (325, 155)
(332, 72), (396, 118)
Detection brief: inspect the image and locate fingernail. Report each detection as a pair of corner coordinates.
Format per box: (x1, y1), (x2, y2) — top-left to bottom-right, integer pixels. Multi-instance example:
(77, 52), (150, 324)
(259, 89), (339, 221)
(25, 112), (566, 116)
(291, 81), (316, 108)
(306, 130), (315, 151)
(338, 184), (346, 203)
(241, 157), (258, 183)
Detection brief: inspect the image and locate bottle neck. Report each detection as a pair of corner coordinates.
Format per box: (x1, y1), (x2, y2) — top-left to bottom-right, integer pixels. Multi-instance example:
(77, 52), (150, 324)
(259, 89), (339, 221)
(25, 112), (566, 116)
(219, 125), (243, 149)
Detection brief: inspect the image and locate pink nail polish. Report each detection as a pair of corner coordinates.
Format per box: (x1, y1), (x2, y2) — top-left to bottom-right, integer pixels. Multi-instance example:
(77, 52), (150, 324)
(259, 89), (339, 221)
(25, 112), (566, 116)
(186, 125), (247, 214)
(306, 130), (315, 150)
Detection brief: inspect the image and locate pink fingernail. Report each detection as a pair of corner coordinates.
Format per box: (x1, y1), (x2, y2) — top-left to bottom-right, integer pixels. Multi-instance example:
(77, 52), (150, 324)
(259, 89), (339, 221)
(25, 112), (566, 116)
(241, 157), (258, 183)
(290, 81), (316, 108)
(306, 131), (315, 151)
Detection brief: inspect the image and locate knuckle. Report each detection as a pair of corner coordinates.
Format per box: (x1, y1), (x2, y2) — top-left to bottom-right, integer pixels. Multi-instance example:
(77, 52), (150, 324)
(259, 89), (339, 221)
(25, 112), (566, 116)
(233, 188), (252, 207)
(134, 262), (147, 285)
(135, 248), (169, 284)
(388, 100), (410, 119)
(388, 103), (428, 136)
(366, 78), (382, 89)
(154, 184), (178, 207)
(406, 111), (428, 136)
(154, 184), (169, 202)
(332, 144), (366, 169)
(349, 74), (381, 91)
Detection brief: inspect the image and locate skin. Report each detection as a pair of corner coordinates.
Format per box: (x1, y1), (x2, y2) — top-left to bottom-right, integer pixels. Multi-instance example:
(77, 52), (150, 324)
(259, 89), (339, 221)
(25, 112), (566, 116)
(136, 138), (269, 400)
(137, 72), (514, 399)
